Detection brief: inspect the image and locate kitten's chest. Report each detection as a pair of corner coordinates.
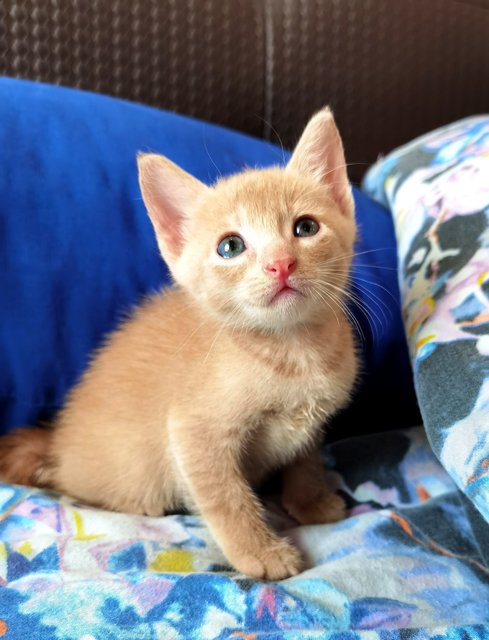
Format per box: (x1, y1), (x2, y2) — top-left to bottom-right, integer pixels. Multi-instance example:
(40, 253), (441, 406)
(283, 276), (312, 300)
(247, 369), (339, 477)
(236, 325), (356, 481)
(262, 389), (327, 448)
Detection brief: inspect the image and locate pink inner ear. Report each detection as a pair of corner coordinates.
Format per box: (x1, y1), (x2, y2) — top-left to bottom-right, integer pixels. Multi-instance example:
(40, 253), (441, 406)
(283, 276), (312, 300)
(155, 210), (185, 254)
(138, 154), (208, 262)
(141, 180), (187, 261)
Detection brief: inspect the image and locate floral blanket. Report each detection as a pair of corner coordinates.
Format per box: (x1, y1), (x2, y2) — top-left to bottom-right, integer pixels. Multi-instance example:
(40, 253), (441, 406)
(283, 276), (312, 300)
(1, 427), (489, 639)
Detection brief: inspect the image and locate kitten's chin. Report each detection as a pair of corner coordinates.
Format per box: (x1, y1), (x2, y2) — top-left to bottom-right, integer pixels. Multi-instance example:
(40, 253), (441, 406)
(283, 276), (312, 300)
(239, 295), (315, 333)
(198, 287), (339, 334)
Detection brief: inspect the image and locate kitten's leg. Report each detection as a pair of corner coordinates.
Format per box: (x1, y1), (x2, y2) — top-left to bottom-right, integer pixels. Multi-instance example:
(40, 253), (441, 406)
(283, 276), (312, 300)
(282, 447), (346, 525)
(174, 423), (301, 580)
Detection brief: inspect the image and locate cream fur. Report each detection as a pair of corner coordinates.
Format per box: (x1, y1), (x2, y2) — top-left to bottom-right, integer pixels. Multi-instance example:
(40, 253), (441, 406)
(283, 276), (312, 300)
(0, 108), (358, 580)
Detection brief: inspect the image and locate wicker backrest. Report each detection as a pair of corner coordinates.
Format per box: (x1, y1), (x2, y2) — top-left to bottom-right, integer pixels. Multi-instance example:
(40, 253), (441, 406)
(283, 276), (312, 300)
(1, 0), (488, 181)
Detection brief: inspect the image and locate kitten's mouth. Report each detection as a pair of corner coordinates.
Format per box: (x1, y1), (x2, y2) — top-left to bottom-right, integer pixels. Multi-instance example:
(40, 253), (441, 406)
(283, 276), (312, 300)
(269, 283), (303, 305)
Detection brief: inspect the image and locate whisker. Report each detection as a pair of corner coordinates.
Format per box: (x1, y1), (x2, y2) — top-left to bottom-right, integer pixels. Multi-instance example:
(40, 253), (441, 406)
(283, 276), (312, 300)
(201, 128), (223, 180)
(311, 288), (341, 327)
(171, 320), (207, 356)
(312, 282), (367, 347)
(254, 114), (287, 166)
(349, 286), (390, 330)
(352, 264), (398, 272)
(315, 267), (399, 311)
(343, 287), (387, 340)
(202, 320), (228, 365)
(324, 288), (367, 348)
(322, 161), (371, 178)
(351, 293), (391, 332)
(350, 278), (399, 311)
(322, 247), (397, 268)
(315, 280), (382, 344)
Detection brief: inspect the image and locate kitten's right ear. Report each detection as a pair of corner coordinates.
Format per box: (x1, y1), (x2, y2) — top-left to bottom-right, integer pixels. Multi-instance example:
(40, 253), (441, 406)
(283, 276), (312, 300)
(137, 153), (209, 263)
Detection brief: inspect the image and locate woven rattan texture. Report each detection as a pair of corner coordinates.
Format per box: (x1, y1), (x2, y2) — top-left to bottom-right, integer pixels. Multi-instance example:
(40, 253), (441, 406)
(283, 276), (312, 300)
(0, 0), (266, 137)
(1, 0), (488, 181)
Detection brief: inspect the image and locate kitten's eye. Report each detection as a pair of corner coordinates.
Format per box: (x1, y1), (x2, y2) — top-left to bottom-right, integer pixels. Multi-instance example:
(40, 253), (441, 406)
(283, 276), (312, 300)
(294, 217), (320, 237)
(217, 235), (246, 259)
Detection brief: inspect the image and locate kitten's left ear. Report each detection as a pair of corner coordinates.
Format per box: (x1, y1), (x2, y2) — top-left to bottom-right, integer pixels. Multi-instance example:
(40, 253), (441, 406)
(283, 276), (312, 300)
(287, 107), (353, 216)
(138, 153), (209, 263)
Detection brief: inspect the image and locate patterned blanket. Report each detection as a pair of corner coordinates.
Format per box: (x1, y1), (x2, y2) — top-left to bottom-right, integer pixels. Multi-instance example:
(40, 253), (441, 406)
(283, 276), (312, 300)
(1, 427), (488, 638)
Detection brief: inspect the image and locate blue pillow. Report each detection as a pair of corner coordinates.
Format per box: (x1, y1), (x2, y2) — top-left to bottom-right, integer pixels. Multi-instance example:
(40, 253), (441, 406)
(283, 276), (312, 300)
(0, 78), (418, 435)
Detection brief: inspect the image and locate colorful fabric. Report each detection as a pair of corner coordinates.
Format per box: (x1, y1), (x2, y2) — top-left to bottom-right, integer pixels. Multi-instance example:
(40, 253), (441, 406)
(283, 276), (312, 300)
(363, 117), (489, 528)
(1, 427), (488, 638)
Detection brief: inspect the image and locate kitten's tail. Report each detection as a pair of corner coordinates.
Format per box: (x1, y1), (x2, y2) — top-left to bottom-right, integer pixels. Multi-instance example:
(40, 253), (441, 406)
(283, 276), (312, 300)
(0, 427), (53, 487)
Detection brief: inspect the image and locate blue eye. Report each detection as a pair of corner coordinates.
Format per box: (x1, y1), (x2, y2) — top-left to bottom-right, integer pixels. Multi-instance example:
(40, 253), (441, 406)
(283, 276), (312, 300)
(294, 217), (319, 237)
(217, 235), (246, 259)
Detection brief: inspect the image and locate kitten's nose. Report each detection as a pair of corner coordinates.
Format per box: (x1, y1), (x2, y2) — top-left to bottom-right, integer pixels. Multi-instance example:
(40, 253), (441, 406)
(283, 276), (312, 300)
(264, 256), (297, 281)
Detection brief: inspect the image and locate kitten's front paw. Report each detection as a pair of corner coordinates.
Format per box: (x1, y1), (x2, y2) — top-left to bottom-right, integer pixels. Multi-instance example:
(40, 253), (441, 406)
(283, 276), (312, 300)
(284, 491), (347, 525)
(230, 536), (302, 580)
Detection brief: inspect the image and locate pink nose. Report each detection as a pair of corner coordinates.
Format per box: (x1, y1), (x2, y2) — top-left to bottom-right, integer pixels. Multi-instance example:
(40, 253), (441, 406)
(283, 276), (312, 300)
(264, 256), (297, 281)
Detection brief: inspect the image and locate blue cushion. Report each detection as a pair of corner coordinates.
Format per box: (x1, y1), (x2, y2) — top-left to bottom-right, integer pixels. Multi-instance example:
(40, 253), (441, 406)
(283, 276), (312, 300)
(0, 78), (418, 435)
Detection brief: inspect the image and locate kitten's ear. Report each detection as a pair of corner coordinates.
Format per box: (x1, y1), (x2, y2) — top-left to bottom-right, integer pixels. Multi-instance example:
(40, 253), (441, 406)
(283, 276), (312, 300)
(137, 153), (209, 262)
(287, 107), (353, 215)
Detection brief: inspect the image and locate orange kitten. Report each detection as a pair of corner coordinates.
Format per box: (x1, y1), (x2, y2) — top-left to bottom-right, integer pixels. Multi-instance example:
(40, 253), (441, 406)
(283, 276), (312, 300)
(0, 108), (357, 579)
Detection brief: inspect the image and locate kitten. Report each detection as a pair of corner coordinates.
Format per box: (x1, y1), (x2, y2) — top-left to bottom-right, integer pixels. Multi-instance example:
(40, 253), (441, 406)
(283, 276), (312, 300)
(0, 108), (357, 579)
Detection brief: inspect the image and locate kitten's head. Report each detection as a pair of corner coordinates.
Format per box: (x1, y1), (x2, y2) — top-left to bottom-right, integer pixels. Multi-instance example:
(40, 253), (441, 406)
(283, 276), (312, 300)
(138, 108), (356, 332)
